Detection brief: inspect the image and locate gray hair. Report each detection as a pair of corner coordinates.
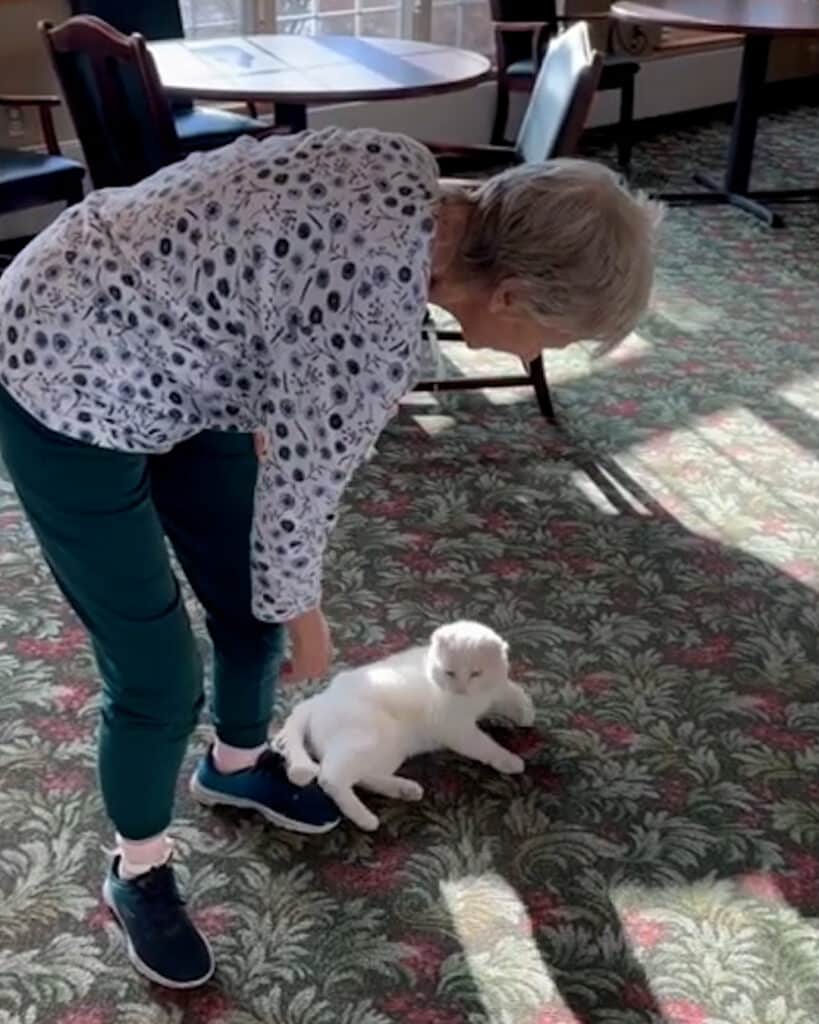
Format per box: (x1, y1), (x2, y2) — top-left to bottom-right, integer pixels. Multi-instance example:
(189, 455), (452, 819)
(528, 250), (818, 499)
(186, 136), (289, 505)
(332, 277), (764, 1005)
(452, 159), (664, 344)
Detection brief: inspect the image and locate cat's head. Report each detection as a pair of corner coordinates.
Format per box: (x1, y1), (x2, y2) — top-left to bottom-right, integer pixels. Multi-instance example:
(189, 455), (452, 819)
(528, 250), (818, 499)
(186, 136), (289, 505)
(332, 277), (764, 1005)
(426, 621), (509, 697)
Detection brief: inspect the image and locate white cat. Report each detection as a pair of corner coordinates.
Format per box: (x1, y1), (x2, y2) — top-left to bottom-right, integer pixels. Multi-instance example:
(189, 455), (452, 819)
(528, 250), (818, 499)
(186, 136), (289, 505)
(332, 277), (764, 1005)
(275, 620), (535, 831)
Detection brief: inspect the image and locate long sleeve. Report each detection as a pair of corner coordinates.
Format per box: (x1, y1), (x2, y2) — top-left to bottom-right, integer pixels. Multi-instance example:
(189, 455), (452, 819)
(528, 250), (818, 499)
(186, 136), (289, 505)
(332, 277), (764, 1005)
(241, 128), (439, 621)
(250, 358), (404, 622)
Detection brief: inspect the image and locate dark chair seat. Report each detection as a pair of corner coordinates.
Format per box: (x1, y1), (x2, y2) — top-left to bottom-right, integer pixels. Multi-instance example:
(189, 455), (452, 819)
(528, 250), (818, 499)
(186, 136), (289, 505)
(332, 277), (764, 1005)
(507, 58), (537, 77)
(68, 2), (268, 151)
(0, 148), (85, 210)
(173, 104), (265, 152)
(508, 54), (638, 87)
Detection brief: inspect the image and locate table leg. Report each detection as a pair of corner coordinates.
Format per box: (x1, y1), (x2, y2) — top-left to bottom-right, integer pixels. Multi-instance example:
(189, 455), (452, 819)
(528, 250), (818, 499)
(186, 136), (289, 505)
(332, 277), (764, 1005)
(655, 31), (802, 228)
(725, 33), (770, 194)
(692, 33), (784, 226)
(274, 103), (308, 133)
(656, 32), (819, 227)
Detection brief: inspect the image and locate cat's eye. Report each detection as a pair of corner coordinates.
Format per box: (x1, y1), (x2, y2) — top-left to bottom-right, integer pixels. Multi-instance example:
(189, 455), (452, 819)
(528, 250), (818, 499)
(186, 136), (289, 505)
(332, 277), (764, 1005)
(470, 670), (482, 678)
(445, 670), (456, 678)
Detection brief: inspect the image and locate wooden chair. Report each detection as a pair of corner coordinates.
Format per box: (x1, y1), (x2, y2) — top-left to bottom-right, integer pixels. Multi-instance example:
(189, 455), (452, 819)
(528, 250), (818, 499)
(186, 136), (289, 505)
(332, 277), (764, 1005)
(40, 16), (186, 190)
(491, 0), (638, 174)
(67, 0), (266, 152)
(418, 22), (604, 422)
(0, 94), (85, 244)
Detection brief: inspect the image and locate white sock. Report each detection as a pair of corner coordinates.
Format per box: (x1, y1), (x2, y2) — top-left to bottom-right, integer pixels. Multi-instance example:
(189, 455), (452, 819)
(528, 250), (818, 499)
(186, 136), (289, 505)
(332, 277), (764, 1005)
(212, 738), (267, 774)
(116, 831), (174, 880)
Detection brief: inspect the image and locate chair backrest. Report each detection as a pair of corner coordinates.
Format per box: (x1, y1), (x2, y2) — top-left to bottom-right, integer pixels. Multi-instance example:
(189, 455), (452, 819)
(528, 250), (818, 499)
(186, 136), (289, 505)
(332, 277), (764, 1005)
(490, 0), (558, 70)
(66, 0), (194, 114)
(516, 21), (603, 164)
(67, 0), (185, 41)
(40, 16), (180, 190)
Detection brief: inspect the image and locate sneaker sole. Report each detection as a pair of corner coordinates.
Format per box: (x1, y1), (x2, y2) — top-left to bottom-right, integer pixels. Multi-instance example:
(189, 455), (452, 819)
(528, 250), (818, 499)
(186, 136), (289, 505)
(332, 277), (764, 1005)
(102, 875), (215, 990)
(189, 776), (340, 835)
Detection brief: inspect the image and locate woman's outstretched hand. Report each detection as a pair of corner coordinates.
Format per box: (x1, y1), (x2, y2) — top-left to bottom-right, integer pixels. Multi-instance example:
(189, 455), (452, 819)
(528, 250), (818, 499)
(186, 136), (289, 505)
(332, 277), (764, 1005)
(282, 606), (332, 682)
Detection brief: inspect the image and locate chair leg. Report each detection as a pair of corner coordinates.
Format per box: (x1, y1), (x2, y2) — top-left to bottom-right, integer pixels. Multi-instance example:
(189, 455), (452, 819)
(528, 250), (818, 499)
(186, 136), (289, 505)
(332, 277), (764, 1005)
(64, 176), (86, 207)
(616, 77), (635, 175)
(491, 79), (511, 146)
(529, 355), (556, 423)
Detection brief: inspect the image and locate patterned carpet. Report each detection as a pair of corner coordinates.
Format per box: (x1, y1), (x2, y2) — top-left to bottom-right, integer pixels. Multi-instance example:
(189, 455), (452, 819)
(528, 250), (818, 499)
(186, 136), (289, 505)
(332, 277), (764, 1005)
(2, 104), (819, 1024)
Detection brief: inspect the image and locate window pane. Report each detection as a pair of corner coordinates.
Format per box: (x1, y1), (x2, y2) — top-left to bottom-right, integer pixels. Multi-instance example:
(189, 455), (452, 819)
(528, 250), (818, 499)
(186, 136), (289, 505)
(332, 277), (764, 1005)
(429, 0), (492, 50)
(317, 12), (357, 33)
(179, 0), (246, 36)
(430, 2), (457, 46)
(278, 18), (313, 32)
(359, 9), (402, 35)
(277, 3), (315, 28)
(319, 0), (355, 13)
(182, 0), (486, 48)
(459, 1), (492, 53)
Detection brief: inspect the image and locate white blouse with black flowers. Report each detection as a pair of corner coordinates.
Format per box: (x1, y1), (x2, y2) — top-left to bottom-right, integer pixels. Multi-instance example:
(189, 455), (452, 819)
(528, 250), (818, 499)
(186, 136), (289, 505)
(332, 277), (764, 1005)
(0, 127), (440, 621)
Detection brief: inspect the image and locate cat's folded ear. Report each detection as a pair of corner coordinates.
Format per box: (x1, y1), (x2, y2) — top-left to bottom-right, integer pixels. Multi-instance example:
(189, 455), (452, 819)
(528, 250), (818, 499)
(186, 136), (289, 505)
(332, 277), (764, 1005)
(430, 625), (451, 649)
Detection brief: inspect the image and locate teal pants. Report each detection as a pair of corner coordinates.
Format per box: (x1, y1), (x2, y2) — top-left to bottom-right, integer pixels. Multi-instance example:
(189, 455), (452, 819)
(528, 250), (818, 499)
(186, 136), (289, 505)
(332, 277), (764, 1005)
(0, 385), (284, 840)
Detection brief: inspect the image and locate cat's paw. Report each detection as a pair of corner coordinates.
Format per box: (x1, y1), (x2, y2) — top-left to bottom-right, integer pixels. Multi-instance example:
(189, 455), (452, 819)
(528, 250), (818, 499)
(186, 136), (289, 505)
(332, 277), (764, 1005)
(287, 762), (318, 787)
(514, 692), (536, 728)
(350, 810), (380, 831)
(395, 779), (424, 802)
(493, 752), (525, 775)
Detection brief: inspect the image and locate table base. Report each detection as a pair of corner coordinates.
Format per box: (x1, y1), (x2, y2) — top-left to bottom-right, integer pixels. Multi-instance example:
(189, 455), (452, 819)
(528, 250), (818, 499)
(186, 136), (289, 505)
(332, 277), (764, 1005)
(657, 180), (819, 228)
(648, 32), (819, 229)
(274, 102), (307, 133)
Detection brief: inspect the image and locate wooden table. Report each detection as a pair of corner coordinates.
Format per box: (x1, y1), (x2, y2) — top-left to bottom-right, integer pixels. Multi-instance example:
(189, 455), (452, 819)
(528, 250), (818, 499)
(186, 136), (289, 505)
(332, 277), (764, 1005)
(612, 0), (819, 226)
(149, 34), (491, 133)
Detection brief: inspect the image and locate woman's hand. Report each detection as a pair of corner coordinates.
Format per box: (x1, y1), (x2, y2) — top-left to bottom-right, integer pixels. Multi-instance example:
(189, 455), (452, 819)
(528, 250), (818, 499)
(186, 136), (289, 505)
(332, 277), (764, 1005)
(282, 606), (332, 682)
(254, 431), (270, 459)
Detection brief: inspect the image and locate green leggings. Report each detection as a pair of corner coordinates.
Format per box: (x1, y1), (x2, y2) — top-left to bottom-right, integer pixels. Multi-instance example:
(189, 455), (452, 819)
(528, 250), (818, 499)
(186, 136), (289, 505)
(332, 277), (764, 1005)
(0, 385), (284, 840)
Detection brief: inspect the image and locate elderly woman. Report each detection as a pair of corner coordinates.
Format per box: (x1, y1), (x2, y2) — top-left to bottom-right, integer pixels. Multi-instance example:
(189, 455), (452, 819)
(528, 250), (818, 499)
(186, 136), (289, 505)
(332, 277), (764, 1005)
(0, 127), (659, 987)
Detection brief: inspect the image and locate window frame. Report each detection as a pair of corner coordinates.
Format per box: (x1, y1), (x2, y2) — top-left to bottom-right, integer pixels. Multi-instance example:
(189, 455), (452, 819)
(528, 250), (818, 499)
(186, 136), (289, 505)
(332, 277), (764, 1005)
(181, 0), (493, 54)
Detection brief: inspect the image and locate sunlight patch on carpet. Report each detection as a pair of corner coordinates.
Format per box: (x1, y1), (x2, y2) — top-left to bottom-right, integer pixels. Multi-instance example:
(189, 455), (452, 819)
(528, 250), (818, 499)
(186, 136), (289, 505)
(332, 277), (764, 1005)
(610, 406), (819, 587)
(440, 873), (572, 1023)
(611, 875), (819, 1024)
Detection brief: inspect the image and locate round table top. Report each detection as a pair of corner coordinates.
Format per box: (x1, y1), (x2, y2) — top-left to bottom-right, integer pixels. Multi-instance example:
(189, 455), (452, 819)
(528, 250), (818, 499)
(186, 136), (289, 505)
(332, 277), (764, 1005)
(612, 0), (819, 35)
(149, 34), (491, 104)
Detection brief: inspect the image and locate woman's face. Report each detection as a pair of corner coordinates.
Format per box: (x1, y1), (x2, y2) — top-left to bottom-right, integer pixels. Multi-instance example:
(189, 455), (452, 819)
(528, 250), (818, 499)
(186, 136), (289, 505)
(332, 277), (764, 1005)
(454, 281), (578, 363)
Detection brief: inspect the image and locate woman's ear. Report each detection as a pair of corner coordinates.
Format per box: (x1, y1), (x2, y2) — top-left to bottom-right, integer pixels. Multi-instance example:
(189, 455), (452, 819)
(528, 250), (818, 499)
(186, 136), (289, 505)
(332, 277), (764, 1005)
(488, 278), (526, 316)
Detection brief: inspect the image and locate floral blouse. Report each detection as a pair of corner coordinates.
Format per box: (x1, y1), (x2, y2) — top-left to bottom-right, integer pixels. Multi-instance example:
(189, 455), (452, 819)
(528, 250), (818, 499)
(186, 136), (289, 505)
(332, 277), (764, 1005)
(0, 127), (440, 621)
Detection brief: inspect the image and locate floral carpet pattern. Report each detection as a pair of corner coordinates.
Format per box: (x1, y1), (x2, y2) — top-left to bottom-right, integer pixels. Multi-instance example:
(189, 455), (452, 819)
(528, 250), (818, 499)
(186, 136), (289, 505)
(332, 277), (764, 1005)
(2, 106), (819, 1024)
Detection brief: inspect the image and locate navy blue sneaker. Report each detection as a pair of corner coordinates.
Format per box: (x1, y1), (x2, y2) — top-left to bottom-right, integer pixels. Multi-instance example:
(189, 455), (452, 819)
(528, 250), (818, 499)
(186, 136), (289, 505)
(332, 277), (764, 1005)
(102, 857), (214, 989)
(190, 746), (340, 834)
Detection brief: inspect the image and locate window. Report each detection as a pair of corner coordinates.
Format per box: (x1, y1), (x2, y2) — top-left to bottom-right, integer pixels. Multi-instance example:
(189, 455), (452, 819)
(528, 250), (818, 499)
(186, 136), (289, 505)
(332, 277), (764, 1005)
(275, 0), (403, 42)
(181, 0), (492, 53)
(179, 0), (257, 38)
(427, 0), (492, 53)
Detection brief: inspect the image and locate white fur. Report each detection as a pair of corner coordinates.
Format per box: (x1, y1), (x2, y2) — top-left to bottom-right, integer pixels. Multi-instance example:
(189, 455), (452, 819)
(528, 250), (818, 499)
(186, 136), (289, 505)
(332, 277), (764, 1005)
(275, 621), (535, 831)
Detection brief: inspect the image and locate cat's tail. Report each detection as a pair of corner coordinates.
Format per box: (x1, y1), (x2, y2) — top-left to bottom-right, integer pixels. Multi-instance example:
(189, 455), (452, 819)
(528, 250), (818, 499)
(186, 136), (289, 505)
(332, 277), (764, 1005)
(274, 697), (320, 786)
